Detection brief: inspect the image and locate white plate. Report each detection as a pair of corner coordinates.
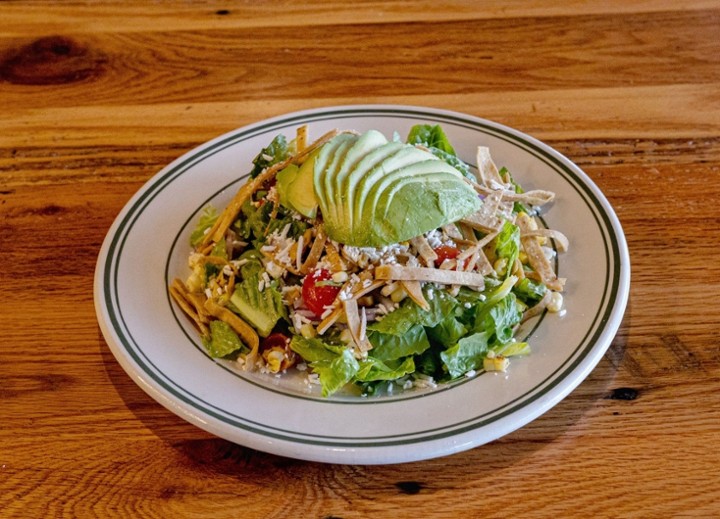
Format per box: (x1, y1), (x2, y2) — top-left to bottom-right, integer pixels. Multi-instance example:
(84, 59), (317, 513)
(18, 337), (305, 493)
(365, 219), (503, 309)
(94, 105), (630, 464)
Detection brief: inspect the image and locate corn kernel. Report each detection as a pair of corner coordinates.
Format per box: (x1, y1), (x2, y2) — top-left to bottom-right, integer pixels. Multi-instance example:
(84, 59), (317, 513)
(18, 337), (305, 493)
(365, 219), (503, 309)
(518, 251), (528, 264)
(493, 257), (508, 276)
(340, 328), (353, 343)
(390, 286), (408, 303)
(331, 271), (349, 283)
(547, 291), (563, 313)
(483, 355), (509, 372)
(300, 323), (316, 338)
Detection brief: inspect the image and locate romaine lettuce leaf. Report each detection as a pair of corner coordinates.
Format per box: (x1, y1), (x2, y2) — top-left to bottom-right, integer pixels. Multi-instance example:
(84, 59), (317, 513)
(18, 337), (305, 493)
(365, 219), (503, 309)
(355, 356), (415, 382)
(289, 335), (346, 362)
(190, 205), (218, 247)
(513, 277), (547, 306)
(307, 348), (360, 397)
(495, 220), (520, 278)
(368, 287), (458, 335)
(290, 336), (360, 397)
(407, 124), (456, 154)
(440, 331), (490, 378)
(474, 292), (522, 344)
(367, 324), (430, 361)
(427, 314), (467, 346)
(249, 134), (289, 178)
(406, 124), (472, 178)
(203, 320), (245, 358)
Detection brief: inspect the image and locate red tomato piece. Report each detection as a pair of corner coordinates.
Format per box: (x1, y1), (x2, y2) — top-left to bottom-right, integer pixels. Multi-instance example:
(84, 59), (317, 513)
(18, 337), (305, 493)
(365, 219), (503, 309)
(433, 245), (460, 264)
(302, 269), (341, 317)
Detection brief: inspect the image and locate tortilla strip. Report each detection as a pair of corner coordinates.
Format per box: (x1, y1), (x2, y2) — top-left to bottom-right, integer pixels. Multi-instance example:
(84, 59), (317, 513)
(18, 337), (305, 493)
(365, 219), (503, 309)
(296, 124), (308, 152)
(517, 212), (565, 291)
(201, 128), (342, 247)
(324, 241), (345, 272)
(400, 280), (430, 311)
(461, 190), (504, 232)
(343, 298), (373, 356)
(316, 278), (385, 334)
(522, 228), (570, 253)
(476, 146), (506, 187)
(300, 225), (327, 274)
(472, 184), (556, 207)
(375, 264), (486, 288)
(169, 279), (210, 337)
(410, 235), (438, 267)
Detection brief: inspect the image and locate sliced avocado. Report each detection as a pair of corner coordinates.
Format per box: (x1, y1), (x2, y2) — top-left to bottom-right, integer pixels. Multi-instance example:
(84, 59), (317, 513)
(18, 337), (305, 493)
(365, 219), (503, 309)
(285, 154), (319, 218)
(276, 163), (299, 210)
(313, 130), (481, 247)
(230, 276), (285, 337)
(333, 130), (389, 225)
(314, 133), (358, 225)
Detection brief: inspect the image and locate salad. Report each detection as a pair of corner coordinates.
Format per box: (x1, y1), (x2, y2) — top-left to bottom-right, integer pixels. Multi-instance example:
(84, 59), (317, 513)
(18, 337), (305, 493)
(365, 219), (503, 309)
(170, 123), (568, 397)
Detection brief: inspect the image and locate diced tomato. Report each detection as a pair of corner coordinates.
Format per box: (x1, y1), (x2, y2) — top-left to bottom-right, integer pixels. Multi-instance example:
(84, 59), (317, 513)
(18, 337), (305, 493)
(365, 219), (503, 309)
(434, 245), (471, 269)
(302, 269), (341, 317)
(433, 245), (460, 264)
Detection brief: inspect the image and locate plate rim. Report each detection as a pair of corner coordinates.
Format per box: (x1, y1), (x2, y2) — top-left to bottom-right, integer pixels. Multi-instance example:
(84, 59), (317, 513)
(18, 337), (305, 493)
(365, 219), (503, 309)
(94, 104), (630, 464)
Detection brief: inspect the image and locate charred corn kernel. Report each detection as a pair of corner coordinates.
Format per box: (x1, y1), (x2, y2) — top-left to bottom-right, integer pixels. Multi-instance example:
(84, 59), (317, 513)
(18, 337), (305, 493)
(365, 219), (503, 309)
(390, 286), (408, 303)
(263, 348), (285, 373)
(331, 271), (349, 283)
(300, 323), (317, 338)
(547, 291), (564, 313)
(340, 328), (353, 344)
(493, 257), (508, 276)
(483, 355), (509, 372)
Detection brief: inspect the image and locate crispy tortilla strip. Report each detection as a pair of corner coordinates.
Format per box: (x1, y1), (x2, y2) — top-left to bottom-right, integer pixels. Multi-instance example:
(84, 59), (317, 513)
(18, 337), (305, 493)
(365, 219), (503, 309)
(376, 264), (486, 288)
(203, 298), (260, 358)
(517, 212), (565, 291)
(169, 279), (210, 337)
(476, 146), (506, 187)
(324, 241), (345, 272)
(296, 124), (308, 152)
(202, 128), (341, 247)
(400, 280), (430, 311)
(461, 190), (503, 232)
(300, 225), (327, 274)
(472, 183), (556, 207)
(522, 228), (570, 253)
(343, 298), (373, 356)
(410, 235), (438, 267)
(316, 279), (385, 335)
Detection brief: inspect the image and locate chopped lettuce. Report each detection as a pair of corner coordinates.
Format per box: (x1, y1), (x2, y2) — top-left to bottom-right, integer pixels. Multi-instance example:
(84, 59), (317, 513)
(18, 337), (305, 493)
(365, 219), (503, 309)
(440, 332), (490, 378)
(495, 220), (520, 278)
(249, 134), (289, 178)
(368, 287), (458, 335)
(427, 314), (467, 346)
(407, 124), (456, 154)
(356, 357), (415, 383)
(190, 205), (219, 247)
(367, 324), (431, 361)
(406, 124), (472, 179)
(513, 278), (547, 306)
(203, 320), (245, 358)
(230, 274), (286, 337)
(289, 336), (359, 397)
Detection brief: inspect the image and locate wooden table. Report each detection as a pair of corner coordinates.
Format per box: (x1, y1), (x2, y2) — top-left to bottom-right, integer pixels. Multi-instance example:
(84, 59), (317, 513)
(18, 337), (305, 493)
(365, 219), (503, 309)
(2, 2), (719, 517)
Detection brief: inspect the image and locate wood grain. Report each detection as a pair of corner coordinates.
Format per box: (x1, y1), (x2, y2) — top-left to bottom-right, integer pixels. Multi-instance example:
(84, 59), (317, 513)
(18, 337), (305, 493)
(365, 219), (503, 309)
(1, 1), (719, 518)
